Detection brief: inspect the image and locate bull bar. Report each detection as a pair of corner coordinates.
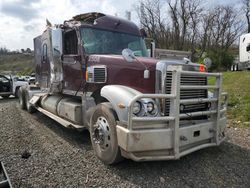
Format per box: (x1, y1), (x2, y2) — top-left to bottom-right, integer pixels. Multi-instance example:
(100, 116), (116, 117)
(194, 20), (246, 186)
(116, 70), (228, 161)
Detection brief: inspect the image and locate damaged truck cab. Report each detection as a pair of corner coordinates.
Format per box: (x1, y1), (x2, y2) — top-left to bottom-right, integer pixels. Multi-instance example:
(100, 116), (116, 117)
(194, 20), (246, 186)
(19, 12), (228, 164)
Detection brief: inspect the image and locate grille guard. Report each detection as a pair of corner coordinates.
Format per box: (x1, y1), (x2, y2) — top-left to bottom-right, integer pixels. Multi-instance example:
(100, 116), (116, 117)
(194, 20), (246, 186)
(125, 70), (228, 160)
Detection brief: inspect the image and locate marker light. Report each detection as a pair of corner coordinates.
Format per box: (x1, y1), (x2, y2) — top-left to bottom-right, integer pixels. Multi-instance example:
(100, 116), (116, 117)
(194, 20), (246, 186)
(199, 64), (205, 72)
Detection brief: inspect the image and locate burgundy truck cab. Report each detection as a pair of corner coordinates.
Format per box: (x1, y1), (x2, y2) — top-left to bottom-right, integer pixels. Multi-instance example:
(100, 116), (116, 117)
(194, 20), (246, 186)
(21, 12), (228, 164)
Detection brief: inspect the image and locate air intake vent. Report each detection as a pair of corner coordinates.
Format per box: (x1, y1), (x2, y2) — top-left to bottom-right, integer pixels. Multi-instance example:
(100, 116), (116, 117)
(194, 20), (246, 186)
(94, 67), (106, 83)
(87, 65), (107, 83)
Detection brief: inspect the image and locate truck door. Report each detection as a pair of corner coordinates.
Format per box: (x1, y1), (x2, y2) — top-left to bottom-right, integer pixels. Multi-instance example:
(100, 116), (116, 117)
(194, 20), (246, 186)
(62, 29), (84, 96)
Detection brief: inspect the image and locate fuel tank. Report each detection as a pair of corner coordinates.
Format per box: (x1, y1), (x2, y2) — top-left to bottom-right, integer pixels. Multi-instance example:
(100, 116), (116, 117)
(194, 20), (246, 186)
(40, 95), (82, 124)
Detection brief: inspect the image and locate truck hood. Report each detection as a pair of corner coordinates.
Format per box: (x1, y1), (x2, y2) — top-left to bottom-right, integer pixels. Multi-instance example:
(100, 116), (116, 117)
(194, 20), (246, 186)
(87, 54), (203, 94)
(87, 55), (158, 93)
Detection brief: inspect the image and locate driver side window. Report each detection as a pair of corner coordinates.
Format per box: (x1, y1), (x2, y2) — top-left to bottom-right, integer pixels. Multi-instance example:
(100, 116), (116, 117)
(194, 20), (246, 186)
(64, 30), (78, 55)
(82, 28), (100, 54)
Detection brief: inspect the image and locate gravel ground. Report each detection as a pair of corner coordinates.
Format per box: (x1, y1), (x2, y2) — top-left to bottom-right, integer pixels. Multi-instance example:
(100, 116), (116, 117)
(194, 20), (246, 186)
(0, 98), (250, 188)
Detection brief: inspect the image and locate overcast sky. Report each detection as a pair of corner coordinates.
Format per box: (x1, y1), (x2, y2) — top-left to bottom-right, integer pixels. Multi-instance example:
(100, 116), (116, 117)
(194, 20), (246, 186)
(0, 0), (239, 50)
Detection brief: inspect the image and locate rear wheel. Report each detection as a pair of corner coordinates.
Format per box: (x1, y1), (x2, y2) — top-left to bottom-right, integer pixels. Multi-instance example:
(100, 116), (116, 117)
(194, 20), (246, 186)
(15, 87), (20, 98)
(24, 90), (36, 113)
(90, 102), (123, 165)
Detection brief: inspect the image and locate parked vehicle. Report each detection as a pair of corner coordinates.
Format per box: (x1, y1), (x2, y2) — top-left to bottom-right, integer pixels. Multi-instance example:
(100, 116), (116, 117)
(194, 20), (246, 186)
(0, 74), (28, 98)
(19, 12), (228, 164)
(28, 73), (36, 85)
(232, 33), (250, 71)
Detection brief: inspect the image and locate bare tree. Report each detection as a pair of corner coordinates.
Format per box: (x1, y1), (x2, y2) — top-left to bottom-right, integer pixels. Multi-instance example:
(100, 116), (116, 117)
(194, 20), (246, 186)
(167, 0), (181, 49)
(136, 0), (243, 70)
(137, 0), (168, 48)
(242, 0), (250, 32)
(186, 0), (203, 59)
(209, 6), (243, 50)
(199, 11), (216, 57)
(167, 0), (204, 51)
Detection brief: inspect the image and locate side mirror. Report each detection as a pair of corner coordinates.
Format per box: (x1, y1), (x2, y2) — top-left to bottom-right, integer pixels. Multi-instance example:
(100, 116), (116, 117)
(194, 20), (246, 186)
(204, 58), (212, 69)
(140, 28), (147, 38)
(122, 48), (150, 79)
(122, 48), (135, 63)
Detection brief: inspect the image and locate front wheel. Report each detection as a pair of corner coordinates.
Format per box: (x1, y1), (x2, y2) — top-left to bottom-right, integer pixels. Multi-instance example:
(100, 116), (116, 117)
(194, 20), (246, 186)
(90, 102), (123, 165)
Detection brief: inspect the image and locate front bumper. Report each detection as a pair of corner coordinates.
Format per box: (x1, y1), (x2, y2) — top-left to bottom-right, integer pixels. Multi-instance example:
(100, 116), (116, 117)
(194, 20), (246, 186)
(117, 117), (226, 161)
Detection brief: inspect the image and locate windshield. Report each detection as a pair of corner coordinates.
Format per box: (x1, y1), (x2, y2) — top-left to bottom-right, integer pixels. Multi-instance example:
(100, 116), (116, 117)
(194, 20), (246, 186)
(80, 28), (148, 57)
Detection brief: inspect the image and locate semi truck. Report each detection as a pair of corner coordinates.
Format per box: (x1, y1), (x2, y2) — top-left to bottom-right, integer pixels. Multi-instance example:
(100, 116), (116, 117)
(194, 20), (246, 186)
(19, 12), (228, 164)
(232, 33), (250, 71)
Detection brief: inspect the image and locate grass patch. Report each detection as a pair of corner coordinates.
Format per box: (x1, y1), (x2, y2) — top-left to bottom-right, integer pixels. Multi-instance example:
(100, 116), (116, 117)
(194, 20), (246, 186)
(0, 54), (34, 75)
(221, 72), (250, 127)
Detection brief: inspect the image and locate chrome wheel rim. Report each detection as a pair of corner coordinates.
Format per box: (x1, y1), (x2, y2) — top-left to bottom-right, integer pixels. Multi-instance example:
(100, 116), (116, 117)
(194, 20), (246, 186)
(92, 116), (111, 150)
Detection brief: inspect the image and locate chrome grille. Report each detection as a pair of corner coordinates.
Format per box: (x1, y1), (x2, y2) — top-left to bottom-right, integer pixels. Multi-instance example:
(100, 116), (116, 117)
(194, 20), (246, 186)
(94, 67), (106, 83)
(165, 71), (207, 116)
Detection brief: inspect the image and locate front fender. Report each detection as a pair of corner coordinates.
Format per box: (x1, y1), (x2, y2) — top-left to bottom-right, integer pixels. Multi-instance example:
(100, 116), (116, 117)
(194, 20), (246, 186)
(101, 85), (142, 123)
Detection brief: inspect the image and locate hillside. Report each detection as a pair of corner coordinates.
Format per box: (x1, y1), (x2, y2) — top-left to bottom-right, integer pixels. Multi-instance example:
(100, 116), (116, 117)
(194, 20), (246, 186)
(0, 54), (34, 75)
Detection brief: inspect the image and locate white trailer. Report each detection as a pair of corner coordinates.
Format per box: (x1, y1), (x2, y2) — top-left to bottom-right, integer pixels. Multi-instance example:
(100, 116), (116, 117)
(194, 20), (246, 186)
(233, 33), (250, 71)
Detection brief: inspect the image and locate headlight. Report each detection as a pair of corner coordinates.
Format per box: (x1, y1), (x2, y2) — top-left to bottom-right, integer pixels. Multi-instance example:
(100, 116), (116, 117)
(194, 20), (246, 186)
(133, 101), (141, 115)
(146, 102), (154, 113)
(146, 101), (158, 115)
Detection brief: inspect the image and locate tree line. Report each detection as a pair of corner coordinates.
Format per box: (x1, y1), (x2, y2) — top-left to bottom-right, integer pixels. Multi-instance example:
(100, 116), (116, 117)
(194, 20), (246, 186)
(137, 0), (249, 71)
(0, 47), (32, 55)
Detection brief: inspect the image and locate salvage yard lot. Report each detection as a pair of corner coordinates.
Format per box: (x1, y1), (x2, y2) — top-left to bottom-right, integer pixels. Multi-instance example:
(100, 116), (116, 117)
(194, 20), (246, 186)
(0, 71), (250, 187)
(0, 101), (250, 187)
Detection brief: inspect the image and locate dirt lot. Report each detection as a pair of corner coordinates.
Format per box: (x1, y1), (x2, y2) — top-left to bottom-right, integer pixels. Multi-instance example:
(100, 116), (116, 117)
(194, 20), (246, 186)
(0, 98), (250, 188)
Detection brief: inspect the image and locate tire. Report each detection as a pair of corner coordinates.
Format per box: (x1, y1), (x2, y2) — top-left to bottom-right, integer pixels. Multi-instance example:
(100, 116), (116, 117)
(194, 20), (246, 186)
(24, 90), (36, 113)
(18, 87), (26, 110)
(15, 87), (20, 98)
(90, 102), (123, 165)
